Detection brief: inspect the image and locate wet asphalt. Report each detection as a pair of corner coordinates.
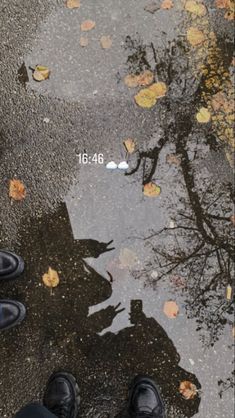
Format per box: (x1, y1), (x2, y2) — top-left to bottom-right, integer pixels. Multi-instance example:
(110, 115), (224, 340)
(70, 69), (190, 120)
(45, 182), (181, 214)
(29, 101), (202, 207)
(0, 1), (234, 417)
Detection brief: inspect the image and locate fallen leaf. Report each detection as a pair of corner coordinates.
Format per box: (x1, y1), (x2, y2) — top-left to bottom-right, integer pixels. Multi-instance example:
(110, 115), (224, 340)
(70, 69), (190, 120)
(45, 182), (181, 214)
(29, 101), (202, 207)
(196, 107), (211, 123)
(185, 0), (207, 16)
(149, 82), (167, 97)
(135, 88), (157, 108)
(66, 0), (80, 9)
(187, 27), (205, 46)
(226, 284), (232, 300)
(100, 35), (112, 49)
(161, 0), (174, 9)
(144, 2), (160, 13)
(81, 20), (96, 31)
(80, 36), (89, 47)
(123, 138), (136, 154)
(166, 153), (181, 166)
(230, 215), (235, 226)
(211, 91), (227, 111)
(124, 74), (140, 88)
(137, 70), (154, 86)
(224, 10), (234, 20)
(42, 267), (60, 288)
(9, 179), (26, 201)
(215, 0), (230, 8)
(119, 248), (138, 268)
(163, 301), (179, 318)
(143, 182), (161, 197)
(33, 65), (50, 82)
(179, 381), (197, 400)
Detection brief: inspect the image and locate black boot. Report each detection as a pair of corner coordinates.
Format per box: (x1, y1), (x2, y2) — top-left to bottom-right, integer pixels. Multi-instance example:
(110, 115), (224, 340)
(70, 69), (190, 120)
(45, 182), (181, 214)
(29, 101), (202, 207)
(0, 300), (26, 331)
(128, 376), (165, 418)
(43, 372), (80, 418)
(0, 250), (24, 281)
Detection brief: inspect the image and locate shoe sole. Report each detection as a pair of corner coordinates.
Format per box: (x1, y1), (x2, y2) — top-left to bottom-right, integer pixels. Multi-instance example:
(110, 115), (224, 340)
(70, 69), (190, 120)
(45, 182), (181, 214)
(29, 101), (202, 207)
(44, 371), (81, 418)
(128, 375), (165, 417)
(0, 251), (24, 281)
(0, 300), (26, 331)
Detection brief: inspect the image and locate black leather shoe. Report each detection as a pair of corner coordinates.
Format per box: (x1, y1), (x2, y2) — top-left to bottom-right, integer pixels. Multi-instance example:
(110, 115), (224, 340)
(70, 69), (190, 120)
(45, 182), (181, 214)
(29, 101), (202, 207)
(0, 300), (26, 331)
(129, 376), (165, 418)
(0, 250), (24, 281)
(43, 371), (80, 418)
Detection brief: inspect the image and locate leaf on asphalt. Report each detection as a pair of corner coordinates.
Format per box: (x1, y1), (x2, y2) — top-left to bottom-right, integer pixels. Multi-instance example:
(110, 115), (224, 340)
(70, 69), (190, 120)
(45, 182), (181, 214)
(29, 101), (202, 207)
(196, 107), (211, 123)
(9, 179), (26, 201)
(144, 1), (160, 13)
(179, 381), (197, 400)
(137, 70), (154, 86)
(124, 74), (139, 88)
(100, 35), (112, 49)
(143, 182), (161, 197)
(185, 0), (207, 16)
(135, 88), (157, 108)
(123, 138), (136, 154)
(66, 0), (80, 9)
(81, 20), (96, 31)
(166, 153), (181, 166)
(211, 91), (227, 111)
(215, 0), (230, 8)
(80, 36), (89, 47)
(149, 82), (167, 97)
(119, 248), (138, 268)
(42, 267), (60, 288)
(33, 65), (50, 82)
(187, 27), (205, 46)
(161, 0), (174, 9)
(163, 301), (179, 318)
(226, 284), (232, 300)
(224, 9), (234, 20)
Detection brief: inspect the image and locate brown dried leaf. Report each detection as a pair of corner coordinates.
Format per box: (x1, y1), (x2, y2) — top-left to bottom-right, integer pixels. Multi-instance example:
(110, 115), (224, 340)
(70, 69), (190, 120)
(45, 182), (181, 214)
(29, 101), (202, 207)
(42, 267), (60, 288)
(9, 179), (26, 201)
(143, 182), (161, 197)
(124, 74), (140, 88)
(33, 65), (50, 82)
(80, 36), (89, 47)
(187, 27), (205, 46)
(163, 301), (179, 318)
(66, 0), (80, 9)
(100, 35), (112, 49)
(161, 0), (174, 8)
(137, 70), (154, 86)
(179, 381), (197, 400)
(81, 20), (96, 31)
(224, 10), (234, 20)
(123, 138), (136, 154)
(211, 91), (227, 111)
(215, 0), (230, 8)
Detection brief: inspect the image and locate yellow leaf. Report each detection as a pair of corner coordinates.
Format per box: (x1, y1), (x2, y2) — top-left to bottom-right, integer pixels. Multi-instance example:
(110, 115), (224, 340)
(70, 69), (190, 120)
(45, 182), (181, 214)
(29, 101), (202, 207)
(185, 0), (207, 16)
(80, 36), (89, 47)
(135, 88), (157, 108)
(42, 267), (60, 288)
(123, 138), (136, 154)
(163, 301), (179, 318)
(196, 107), (211, 123)
(187, 27), (205, 46)
(9, 179), (26, 201)
(33, 65), (50, 82)
(100, 35), (112, 49)
(81, 20), (96, 31)
(137, 70), (154, 86)
(66, 0), (80, 8)
(179, 381), (197, 400)
(161, 0), (174, 9)
(124, 74), (139, 88)
(143, 182), (161, 197)
(149, 82), (167, 98)
(226, 284), (232, 300)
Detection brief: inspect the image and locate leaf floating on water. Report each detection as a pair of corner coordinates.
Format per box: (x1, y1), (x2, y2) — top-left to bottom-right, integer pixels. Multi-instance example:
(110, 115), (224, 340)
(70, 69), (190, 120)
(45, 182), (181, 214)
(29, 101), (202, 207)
(149, 82), (167, 98)
(187, 27), (205, 46)
(179, 381), (197, 400)
(226, 284), (232, 300)
(163, 301), (179, 318)
(144, 1), (160, 13)
(100, 35), (112, 49)
(33, 65), (50, 82)
(185, 0), (207, 16)
(123, 138), (136, 154)
(80, 36), (89, 47)
(196, 107), (211, 123)
(143, 182), (161, 197)
(135, 88), (157, 108)
(137, 70), (154, 86)
(9, 179), (26, 201)
(81, 20), (96, 31)
(42, 267), (60, 288)
(66, 0), (80, 8)
(161, 0), (174, 9)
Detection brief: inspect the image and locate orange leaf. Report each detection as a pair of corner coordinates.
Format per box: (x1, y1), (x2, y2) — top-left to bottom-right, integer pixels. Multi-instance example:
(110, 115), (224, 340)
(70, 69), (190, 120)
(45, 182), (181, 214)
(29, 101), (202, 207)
(215, 0), (230, 8)
(161, 0), (174, 8)
(9, 179), (26, 201)
(179, 381), (197, 400)
(137, 70), (154, 86)
(42, 267), (60, 288)
(143, 182), (161, 197)
(81, 20), (96, 31)
(66, 0), (80, 8)
(163, 301), (179, 318)
(123, 138), (136, 154)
